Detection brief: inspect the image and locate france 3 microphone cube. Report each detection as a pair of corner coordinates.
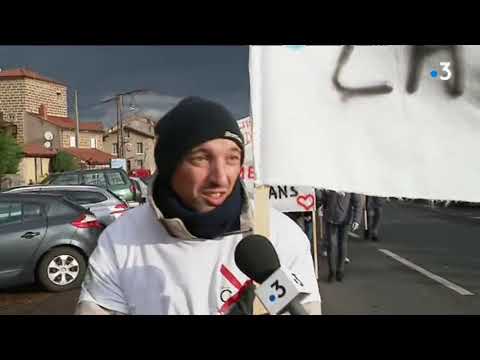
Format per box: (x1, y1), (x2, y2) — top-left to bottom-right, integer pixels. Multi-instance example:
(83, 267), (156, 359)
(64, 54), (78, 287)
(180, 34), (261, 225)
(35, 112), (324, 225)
(254, 268), (307, 315)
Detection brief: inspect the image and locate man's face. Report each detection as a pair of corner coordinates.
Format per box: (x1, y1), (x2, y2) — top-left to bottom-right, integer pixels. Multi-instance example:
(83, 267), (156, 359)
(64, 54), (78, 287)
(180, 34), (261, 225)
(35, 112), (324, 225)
(171, 138), (242, 213)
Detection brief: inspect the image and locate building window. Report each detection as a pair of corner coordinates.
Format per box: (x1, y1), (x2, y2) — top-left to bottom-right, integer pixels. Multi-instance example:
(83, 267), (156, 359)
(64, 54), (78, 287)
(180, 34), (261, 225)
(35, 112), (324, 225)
(136, 142), (143, 154)
(112, 143), (118, 155)
(125, 129), (130, 138)
(70, 136), (76, 147)
(136, 159), (143, 169)
(90, 137), (97, 149)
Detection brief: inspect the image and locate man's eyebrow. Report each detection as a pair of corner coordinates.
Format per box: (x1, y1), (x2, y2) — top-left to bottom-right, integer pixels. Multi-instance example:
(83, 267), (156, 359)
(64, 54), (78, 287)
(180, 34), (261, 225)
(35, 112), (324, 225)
(189, 148), (209, 155)
(229, 147), (241, 153)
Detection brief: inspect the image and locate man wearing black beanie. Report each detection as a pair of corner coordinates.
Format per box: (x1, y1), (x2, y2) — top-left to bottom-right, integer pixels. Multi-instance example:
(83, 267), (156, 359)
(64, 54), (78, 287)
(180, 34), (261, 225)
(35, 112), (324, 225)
(76, 97), (321, 315)
(151, 96), (246, 239)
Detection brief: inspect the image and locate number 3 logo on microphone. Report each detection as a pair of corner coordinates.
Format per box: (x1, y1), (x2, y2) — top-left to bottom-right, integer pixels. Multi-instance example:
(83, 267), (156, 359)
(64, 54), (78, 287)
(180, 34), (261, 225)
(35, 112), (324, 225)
(269, 280), (286, 303)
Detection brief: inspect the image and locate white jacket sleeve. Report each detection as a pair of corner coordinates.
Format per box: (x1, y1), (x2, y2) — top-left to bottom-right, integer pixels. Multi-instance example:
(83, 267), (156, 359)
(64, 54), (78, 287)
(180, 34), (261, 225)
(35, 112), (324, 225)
(76, 229), (129, 315)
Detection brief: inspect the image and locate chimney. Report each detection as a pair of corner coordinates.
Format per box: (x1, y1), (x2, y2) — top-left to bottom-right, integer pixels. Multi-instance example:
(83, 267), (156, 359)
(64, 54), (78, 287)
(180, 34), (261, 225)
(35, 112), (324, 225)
(39, 104), (48, 120)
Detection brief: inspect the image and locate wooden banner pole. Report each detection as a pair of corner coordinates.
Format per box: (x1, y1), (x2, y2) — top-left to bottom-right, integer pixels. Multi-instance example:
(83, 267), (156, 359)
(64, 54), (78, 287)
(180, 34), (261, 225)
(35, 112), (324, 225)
(252, 185), (270, 315)
(311, 209), (319, 279)
(253, 185), (270, 236)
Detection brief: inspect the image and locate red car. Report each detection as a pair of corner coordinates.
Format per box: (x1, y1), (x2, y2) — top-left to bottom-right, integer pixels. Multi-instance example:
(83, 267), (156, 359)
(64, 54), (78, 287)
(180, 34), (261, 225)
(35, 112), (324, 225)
(129, 168), (151, 180)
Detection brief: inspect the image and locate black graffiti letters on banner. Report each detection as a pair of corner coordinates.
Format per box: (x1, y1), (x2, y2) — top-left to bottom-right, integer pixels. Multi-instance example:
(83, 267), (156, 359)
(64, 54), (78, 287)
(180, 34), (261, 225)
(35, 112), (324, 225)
(332, 45), (465, 100)
(269, 186), (299, 200)
(332, 45), (394, 100)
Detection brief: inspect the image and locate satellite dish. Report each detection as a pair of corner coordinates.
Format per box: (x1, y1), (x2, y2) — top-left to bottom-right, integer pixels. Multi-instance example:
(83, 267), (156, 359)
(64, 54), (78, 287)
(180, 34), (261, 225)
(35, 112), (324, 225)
(44, 141), (52, 149)
(44, 131), (54, 141)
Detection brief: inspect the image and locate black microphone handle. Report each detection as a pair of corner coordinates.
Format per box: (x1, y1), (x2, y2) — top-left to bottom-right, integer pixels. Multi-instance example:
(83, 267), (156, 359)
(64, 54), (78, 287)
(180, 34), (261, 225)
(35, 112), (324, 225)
(286, 300), (308, 315)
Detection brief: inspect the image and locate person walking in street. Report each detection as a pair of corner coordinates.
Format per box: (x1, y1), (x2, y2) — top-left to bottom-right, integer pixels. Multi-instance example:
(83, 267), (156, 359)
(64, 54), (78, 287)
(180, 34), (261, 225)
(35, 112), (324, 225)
(364, 196), (384, 242)
(315, 189), (328, 258)
(303, 212), (313, 243)
(317, 190), (364, 282)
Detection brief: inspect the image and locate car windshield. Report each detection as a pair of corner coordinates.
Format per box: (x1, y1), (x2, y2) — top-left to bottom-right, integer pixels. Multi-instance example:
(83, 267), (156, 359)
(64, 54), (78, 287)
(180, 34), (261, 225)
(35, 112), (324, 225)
(62, 197), (91, 213)
(83, 172), (107, 187)
(106, 189), (126, 204)
(50, 174), (81, 185)
(106, 172), (127, 186)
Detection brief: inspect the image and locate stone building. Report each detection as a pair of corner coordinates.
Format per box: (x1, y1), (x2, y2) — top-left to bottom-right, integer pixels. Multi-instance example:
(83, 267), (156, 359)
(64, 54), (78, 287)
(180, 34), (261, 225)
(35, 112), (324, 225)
(24, 104), (104, 151)
(0, 68), (113, 185)
(103, 115), (156, 174)
(0, 68), (68, 144)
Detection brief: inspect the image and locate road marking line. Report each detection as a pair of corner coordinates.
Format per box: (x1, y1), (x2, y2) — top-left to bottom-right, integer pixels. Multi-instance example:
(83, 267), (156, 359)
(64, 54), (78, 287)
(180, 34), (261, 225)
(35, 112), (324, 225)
(378, 249), (474, 296)
(349, 232), (360, 238)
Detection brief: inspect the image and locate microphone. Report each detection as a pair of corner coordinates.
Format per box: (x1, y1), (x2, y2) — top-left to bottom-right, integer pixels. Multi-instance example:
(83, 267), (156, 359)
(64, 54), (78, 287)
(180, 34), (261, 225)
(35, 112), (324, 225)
(234, 234), (309, 315)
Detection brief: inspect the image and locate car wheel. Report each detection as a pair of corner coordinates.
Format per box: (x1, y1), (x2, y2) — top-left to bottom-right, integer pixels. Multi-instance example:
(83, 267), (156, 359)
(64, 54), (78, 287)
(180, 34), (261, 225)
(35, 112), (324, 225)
(36, 247), (87, 292)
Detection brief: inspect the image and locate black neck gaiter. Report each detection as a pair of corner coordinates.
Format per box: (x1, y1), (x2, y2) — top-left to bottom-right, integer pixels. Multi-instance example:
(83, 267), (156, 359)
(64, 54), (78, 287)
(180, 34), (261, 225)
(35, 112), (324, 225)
(153, 179), (243, 239)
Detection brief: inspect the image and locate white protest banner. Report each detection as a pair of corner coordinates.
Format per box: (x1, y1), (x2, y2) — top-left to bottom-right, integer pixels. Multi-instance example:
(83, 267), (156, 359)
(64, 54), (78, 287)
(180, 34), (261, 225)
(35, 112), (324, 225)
(238, 117), (256, 200)
(238, 117), (316, 212)
(268, 185), (316, 213)
(249, 45), (480, 202)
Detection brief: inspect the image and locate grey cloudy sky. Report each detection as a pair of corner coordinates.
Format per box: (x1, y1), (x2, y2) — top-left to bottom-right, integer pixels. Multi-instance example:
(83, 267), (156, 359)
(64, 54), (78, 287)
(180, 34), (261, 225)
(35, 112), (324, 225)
(0, 46), (250, 126)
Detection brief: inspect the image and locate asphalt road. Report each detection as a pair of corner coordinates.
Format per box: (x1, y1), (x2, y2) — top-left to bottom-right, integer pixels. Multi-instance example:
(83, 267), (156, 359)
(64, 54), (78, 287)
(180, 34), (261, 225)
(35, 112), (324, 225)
(318, 200), (480, 314)
(1, 200), (479, 315)
(0, 285), (79, 315)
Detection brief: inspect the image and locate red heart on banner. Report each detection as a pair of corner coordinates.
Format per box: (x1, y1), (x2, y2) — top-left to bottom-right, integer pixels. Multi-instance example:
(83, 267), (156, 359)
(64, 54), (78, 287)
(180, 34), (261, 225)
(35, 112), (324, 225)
(296, 195), (315, 211)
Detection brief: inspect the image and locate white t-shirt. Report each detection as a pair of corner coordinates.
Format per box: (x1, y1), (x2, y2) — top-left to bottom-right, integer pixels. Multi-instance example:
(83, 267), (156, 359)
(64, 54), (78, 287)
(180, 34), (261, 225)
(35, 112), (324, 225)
(78, 202), (321, 315)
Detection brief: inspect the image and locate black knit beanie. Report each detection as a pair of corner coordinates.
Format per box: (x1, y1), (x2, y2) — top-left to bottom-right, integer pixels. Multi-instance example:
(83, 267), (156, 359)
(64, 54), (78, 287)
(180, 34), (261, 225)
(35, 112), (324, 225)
(154, 96), (245, 185)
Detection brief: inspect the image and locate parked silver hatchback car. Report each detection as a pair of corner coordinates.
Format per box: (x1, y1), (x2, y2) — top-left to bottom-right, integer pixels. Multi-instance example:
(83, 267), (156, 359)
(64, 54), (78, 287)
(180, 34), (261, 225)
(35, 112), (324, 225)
(5, 185), (129, 226)
(0, 193), (104, 292)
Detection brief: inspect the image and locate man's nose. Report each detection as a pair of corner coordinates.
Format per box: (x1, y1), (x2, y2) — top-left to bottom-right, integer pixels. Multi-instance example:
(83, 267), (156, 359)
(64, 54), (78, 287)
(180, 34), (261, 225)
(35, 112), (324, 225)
(208, 159), (229, 187)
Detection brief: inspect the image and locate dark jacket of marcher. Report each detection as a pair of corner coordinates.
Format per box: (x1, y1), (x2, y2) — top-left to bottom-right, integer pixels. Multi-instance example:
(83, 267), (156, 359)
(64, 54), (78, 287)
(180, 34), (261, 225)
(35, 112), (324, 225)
(316, 189), (364, 225)
(366, 196), (384, 209)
